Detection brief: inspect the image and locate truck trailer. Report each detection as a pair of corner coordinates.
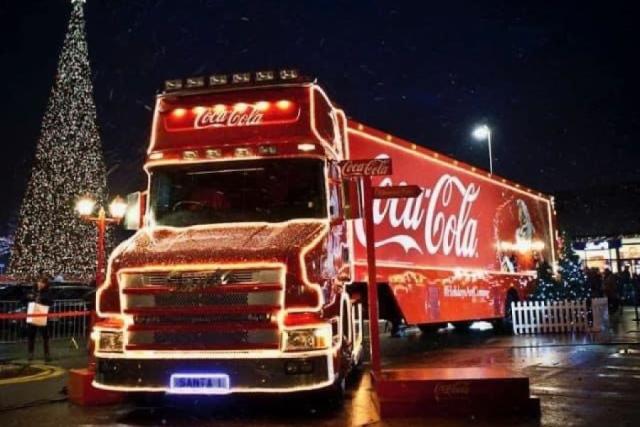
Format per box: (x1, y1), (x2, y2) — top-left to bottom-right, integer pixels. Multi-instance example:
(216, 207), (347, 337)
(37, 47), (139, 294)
(92, 70), (557, 396)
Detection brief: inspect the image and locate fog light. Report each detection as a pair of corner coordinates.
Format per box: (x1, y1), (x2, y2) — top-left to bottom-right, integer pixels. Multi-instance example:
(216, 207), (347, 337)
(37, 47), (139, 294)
(259, 145), (277, 155)
(285, 359), (314, 375)
(206, 149), (222, 158)
(234, 147), (251, 157)
(98, 331), (123, 353)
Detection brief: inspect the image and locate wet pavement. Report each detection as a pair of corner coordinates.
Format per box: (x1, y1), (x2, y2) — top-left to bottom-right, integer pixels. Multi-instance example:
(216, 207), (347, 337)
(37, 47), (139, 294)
(1, 307), (639, 426)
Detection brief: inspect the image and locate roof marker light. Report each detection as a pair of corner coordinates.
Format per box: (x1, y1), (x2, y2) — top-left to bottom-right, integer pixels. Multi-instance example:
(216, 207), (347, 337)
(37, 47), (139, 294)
(276, 100), (292, 110)
(183, 150), (198, 160)
(192, 106), (207, 115)
(171, 108), (187, 118)
(185, 76), (205, 88)
(164, 79), (183, 91)
(232, 72), (251, 83)
(209, 74), (228, 86)
(255, 101), (270, 111)
(298, 143), (316, 152)
(234, 103), (249, 112)
(149, 152), (163, 160)
(256, 70), (275, 81)
(213, 104), (226, 113)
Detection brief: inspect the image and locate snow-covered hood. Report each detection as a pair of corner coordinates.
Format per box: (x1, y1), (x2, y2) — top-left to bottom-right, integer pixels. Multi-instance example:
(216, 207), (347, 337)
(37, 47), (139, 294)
(110, 221), (328, 270)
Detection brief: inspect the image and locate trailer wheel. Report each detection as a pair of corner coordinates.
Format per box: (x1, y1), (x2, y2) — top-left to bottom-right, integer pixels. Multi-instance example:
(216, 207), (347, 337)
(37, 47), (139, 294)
(418, 323), (446, 335)
(452, 321), (473, 332)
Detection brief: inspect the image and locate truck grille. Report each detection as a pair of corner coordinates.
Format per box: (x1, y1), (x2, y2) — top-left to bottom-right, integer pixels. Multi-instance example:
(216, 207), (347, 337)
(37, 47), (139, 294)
(121, 267), (283, 351)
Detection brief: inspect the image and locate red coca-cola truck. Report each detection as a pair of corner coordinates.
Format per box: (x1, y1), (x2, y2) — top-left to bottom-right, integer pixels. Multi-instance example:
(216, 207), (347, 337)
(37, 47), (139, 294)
(92, 70), (557, 396)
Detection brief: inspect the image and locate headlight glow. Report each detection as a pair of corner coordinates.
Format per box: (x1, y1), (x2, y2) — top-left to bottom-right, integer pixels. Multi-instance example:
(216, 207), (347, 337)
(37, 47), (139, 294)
(98, 331), (124, 353)
(282, 326), (331, 352)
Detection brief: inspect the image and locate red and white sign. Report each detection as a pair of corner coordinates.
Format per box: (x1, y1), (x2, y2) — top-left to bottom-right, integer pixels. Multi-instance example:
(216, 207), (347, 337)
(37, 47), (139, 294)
(348, 146), (553, 273)
(339, 158), (392, 177)
(373, 185), (422, 200)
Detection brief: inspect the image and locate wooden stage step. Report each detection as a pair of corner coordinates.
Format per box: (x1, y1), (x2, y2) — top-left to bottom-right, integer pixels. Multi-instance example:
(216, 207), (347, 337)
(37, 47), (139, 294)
(372, 367), (540, 418)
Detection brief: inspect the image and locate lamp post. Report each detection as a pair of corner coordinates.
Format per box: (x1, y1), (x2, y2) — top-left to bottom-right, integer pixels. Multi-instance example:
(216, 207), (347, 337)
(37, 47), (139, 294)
(75, 196), (126, 286)
(472, 124), (493, 175)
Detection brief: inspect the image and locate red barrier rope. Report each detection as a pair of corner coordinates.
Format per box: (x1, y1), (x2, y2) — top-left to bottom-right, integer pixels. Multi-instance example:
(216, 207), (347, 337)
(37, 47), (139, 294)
(0, 310), (91, 320)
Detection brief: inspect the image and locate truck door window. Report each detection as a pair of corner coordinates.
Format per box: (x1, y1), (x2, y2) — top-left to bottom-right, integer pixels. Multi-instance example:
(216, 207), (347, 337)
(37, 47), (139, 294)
(149, 158), (326, 227)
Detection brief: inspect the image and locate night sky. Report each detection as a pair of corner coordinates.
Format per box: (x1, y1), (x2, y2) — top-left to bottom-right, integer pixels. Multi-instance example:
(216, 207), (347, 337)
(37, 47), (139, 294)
(0, 0), (637, 234)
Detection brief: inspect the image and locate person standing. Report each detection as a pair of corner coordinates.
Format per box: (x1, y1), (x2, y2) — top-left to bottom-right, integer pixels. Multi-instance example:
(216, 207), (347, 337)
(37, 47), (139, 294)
(27, 275), (53, 361)
(603, 268), (619, 317)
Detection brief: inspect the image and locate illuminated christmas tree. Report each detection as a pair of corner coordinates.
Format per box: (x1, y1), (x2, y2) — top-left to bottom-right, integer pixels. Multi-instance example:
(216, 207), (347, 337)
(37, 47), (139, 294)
(557, 232), (589, 300)
(530, 232), (589, 301)
(9, 0), (108, 279)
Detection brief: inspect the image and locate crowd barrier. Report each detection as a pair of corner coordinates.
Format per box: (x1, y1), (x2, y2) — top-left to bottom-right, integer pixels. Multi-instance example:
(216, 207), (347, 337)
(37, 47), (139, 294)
(0, 299), (90, 343)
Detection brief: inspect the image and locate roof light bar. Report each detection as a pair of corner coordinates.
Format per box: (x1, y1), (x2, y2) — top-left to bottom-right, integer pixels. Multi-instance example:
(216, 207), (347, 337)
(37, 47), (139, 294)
(279, 69), (299, 80)
(256, 70), (275, 81)
(185, 76), (205, 88)
(164, 79), (183, 91)
(209, 74), (228, 86)
(232, 72), (251, 84)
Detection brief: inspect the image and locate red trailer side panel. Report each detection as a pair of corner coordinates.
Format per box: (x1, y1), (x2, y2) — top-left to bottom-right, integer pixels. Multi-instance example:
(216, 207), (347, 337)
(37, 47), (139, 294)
(347, 122), (557, 324)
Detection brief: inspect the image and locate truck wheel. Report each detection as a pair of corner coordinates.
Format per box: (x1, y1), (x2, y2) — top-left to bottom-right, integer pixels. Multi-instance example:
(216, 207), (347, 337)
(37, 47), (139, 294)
(418, 323), (446, 335)
(452, 321), (473, 332)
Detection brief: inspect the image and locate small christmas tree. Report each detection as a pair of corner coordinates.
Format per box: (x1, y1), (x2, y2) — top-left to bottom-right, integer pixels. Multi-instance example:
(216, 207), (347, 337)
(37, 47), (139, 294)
(557, 232), (589, 300)
(530, 232), (589, 301)
(9, 0), (108, 279)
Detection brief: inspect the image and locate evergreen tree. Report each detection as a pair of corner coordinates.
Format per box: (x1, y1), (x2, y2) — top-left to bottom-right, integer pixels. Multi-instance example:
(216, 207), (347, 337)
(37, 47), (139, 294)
(530, 232), (589, 301)
(557, 232), (589, 300)
(9, 0), (108, 279)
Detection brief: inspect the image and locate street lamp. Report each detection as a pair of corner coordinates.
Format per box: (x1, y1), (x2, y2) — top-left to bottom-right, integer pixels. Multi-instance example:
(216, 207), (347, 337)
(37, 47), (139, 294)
(472, 124), (493, 175)
(75, 195), (126, 286)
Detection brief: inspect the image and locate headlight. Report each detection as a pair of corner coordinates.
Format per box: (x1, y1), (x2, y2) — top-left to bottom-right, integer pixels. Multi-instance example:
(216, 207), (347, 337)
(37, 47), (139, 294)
(97, 331), (124, 353)
(282, 326), (331, 352)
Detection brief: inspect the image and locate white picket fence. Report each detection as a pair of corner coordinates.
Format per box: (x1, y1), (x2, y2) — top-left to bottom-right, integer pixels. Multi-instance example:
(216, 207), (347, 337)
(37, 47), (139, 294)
(511, 297), (609, 335)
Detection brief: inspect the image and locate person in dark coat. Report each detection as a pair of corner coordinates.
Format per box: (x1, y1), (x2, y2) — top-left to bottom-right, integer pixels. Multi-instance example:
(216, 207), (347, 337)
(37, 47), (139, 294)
(27, 275), (53, 361)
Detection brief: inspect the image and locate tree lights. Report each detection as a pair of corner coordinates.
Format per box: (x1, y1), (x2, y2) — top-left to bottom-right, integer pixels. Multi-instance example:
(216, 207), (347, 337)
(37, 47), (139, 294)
(9, 0), (109, 279)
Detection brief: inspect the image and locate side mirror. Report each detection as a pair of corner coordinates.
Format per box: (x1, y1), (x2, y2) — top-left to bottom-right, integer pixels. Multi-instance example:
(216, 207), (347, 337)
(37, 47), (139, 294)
(124, 191), (146, 230)
(342, 179), (362, 220)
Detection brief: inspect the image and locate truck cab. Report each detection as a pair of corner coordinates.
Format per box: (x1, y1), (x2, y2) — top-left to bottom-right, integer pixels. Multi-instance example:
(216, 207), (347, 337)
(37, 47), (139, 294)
(92, 70), (364, 395)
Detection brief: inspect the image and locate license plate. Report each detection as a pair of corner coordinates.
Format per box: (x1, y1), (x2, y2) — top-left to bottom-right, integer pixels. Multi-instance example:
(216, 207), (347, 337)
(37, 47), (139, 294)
(169, 373), (231, 394)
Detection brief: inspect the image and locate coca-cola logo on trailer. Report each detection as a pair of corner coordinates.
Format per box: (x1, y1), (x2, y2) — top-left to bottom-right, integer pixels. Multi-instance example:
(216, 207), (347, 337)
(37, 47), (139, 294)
(354, 156), (481, 258)
(194, 106), (264, 129)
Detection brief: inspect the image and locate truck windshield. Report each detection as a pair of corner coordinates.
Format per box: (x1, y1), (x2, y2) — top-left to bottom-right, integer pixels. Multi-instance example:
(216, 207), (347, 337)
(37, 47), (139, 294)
(149, 158), (327, 227)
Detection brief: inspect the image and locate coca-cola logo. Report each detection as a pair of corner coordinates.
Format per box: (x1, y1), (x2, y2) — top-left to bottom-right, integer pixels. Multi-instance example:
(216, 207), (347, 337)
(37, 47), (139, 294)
(434, 381), (471, 402)
(339, 158), (392, 177)
(194, 106), (264, 129)
(355, 156), (480, 258)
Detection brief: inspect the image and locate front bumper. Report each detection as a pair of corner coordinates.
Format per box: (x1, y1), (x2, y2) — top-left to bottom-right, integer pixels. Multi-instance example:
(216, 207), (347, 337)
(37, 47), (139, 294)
(94, 354), (333, 393)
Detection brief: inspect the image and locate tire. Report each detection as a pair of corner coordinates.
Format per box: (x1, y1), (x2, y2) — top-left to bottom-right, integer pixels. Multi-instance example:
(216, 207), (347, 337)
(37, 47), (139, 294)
(418, 323), (446, 335)
(452, 321), (473, 332)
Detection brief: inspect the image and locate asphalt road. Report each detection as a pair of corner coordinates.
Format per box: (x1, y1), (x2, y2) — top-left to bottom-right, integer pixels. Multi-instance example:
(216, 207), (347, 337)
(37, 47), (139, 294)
(1, 307), (639, 426)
